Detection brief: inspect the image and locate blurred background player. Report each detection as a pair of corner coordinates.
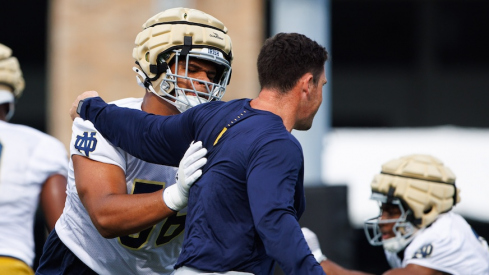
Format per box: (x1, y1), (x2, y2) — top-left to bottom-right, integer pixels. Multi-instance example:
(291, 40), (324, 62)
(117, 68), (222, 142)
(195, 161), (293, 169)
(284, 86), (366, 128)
(36, 7), (232, 275)
(304, 154), (489, 275)
(0, 43), (67, 275)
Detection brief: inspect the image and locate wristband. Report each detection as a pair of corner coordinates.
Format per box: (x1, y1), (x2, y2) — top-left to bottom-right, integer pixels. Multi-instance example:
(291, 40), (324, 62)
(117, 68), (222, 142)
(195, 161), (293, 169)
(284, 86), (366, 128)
(316, 254), (327, 263)
(76, 99), (85, 115)
(312, 250), (327, 263)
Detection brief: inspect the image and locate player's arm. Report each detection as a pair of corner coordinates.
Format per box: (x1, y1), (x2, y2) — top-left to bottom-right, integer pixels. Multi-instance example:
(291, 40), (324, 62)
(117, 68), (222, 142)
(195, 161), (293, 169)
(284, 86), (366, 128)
(40, 174), (67, 231)
(34, 136), (69, 232)
(383, 265), (448, 275)
(73, 140), (206, 238)
(302, 228), (374, 275)
(320, 261), (374, 275)
(73, 155), (173, 238)
(71, 92), (191, 166)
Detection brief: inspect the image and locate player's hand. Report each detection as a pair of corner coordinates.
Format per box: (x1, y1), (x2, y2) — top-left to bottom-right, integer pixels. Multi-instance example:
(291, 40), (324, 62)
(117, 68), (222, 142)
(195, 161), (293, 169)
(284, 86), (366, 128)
(302, 227), (327, 263)
(70, 90), (100, 121)
(163, 141), (207, 212)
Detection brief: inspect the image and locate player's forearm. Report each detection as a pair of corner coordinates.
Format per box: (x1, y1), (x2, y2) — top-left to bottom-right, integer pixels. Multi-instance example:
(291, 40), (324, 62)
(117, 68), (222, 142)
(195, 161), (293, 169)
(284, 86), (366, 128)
(321, 260), (374, 275)
(41, 174), (67, 231)
(87, 191), (175, 238)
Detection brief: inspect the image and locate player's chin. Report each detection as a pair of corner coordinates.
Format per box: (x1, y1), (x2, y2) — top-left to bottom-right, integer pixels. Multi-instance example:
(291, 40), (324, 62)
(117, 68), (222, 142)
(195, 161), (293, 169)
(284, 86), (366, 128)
(294, 120), (313, 131)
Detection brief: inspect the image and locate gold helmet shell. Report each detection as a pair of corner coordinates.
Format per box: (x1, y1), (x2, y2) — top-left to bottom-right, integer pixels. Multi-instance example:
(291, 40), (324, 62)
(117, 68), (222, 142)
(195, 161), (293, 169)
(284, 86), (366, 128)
(370, 154), (461, 228)
(0, 43), (25, 99)
(133, 7), (233, 80)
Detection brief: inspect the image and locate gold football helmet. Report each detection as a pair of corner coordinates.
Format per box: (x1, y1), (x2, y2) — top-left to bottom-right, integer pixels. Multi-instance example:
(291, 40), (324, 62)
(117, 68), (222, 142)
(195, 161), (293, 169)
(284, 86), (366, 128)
(364, 154), (460, 252)
(132, 7), (233, 112)
(0, 43), (25, 120)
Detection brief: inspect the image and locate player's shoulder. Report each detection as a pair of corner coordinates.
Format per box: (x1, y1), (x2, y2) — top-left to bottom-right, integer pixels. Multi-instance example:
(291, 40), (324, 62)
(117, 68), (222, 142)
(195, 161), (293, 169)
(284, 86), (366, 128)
(428, 212), (468, 234)
(1, 120), (63, 145)
(73, 97), (143, 131)
(109, 97), (143, 109)
(408, 212), (466, 252)
(0, 122), (67, 160)
(1, 120), (43, 136)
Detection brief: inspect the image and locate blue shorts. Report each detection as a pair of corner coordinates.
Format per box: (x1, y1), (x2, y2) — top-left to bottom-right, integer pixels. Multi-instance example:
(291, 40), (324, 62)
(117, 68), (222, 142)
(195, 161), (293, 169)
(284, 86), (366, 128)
(35, 229), (97, 275)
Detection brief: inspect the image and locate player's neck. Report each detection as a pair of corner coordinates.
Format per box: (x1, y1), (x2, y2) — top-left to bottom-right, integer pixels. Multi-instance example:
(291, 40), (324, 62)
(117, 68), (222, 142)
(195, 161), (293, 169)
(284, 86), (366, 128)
(250, 88), (299, 132)
(141, 91), (180, 116)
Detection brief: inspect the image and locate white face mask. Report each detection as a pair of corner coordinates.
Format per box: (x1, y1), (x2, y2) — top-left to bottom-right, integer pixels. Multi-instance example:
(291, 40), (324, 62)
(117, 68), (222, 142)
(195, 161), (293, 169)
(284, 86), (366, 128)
(364, 193), (420, 254)
(173, 93), (207, 113)
(382, 229), (417, 253)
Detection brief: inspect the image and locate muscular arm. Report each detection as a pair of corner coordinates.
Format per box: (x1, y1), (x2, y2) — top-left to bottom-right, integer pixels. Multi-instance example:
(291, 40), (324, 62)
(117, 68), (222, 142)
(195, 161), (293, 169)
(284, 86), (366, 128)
(320, 260), (373, 275)
(301, 228), (373, 275)
(73, 155), (176, 238)
(40, 174), (67, 231)
(383, 264), (449, 275)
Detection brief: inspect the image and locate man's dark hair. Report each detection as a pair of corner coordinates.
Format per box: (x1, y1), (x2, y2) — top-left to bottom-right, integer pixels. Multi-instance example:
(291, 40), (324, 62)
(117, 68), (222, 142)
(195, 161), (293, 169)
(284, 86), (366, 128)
(257, 33), (328, 93)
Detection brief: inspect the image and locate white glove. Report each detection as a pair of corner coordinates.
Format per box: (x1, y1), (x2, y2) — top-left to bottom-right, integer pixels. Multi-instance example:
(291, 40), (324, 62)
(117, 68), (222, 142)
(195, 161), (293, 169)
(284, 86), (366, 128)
(302, 227), (327, 263)
(163, 141), (207, 211)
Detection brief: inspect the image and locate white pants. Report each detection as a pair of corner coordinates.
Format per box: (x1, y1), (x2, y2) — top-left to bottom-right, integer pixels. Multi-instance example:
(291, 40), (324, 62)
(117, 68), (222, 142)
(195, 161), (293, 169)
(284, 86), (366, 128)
(174, 266), (254, 275)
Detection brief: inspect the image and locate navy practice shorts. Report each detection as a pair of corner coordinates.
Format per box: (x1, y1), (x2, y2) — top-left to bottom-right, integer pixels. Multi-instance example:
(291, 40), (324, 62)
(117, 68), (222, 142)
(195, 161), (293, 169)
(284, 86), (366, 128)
(35, 229), (97, 275)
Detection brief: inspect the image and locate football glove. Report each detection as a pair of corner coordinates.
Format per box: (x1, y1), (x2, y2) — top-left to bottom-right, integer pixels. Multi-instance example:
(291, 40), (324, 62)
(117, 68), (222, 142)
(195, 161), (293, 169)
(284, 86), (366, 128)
(302, 227), (327, 263)
(163, 141), (207, 211)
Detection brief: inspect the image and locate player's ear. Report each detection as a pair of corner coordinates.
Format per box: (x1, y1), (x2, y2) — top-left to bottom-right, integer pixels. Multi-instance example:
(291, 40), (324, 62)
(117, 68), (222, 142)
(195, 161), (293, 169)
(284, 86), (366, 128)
(299, 72), (314, 96)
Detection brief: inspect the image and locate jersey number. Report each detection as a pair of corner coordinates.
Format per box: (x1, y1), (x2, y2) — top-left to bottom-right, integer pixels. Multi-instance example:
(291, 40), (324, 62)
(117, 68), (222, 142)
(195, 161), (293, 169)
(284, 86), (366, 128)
(118, 180), (186, 250)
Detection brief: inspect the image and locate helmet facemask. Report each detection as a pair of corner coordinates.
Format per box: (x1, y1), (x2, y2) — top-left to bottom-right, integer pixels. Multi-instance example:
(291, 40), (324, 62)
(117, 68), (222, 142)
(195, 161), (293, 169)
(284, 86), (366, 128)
(364, 193), (418, 253)
(154, 48), (231, 113)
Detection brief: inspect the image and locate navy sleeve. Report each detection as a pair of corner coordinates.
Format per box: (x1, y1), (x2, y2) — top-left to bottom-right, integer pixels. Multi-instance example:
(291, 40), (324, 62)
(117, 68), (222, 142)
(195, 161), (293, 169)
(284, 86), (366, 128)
(79, 96), (193, 166)
(247, 139), (325, 275)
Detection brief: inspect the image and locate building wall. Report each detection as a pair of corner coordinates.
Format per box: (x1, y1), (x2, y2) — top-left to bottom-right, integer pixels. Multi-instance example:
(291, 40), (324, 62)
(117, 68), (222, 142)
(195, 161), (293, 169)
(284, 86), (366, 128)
(48, 0), (264, 148)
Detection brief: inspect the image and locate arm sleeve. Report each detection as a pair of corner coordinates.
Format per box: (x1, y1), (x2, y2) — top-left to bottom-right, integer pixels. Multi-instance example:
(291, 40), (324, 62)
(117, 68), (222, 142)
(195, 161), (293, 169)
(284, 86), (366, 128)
(247, 139), (324, 275)
(70, 117), (126, 172)
(79, 97), (193, 166)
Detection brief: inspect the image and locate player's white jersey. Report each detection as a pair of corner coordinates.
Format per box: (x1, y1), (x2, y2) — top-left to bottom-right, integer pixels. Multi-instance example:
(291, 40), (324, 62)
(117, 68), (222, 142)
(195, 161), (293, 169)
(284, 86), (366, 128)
(55, 98), (185, 275)
(0, 120), (68, 267)
(385, 212), (489, 275)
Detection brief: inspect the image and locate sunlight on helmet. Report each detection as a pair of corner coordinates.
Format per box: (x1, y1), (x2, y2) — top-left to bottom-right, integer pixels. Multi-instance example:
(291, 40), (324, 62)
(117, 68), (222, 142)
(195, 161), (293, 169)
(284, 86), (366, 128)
(132, 7), (233, 113)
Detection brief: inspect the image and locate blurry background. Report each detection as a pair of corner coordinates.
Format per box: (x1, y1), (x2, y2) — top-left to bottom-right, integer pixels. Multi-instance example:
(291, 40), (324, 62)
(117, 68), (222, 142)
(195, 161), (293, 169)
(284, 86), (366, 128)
(2, 0), (489, 273)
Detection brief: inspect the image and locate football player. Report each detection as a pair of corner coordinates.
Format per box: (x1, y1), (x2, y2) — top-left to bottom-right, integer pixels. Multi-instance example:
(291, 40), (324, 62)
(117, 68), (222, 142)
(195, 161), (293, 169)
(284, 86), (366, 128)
(36, 7), (232, 275)
(304, 154), (489, 275)
(0, 43), (68, 275)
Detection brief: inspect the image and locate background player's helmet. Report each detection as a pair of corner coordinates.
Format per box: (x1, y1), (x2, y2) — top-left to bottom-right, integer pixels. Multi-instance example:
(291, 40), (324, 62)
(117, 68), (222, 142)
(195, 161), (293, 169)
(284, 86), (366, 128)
(0, 43), (25, 120)
(364, 154), (461, 253)
(132, 7), (233, 113)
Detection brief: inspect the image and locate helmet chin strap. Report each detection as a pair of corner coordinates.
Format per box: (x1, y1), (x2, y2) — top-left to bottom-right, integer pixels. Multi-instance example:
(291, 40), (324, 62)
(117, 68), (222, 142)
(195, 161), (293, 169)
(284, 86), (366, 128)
(173, 92), (206, 113)
(382, 224), (418, 253)
(5, 103), (14, 121)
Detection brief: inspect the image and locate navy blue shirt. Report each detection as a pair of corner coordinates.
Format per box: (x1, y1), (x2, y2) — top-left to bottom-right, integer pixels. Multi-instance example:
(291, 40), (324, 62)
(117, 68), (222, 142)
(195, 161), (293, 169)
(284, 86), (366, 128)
(79, 97), (324, 275)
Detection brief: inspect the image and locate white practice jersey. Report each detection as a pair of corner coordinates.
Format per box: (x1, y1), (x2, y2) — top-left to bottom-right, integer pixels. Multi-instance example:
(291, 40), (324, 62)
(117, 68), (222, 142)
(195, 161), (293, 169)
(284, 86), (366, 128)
(385, 212), (489, 275)
(56, 98), (185, 275)
(0, 120), (68, 267)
